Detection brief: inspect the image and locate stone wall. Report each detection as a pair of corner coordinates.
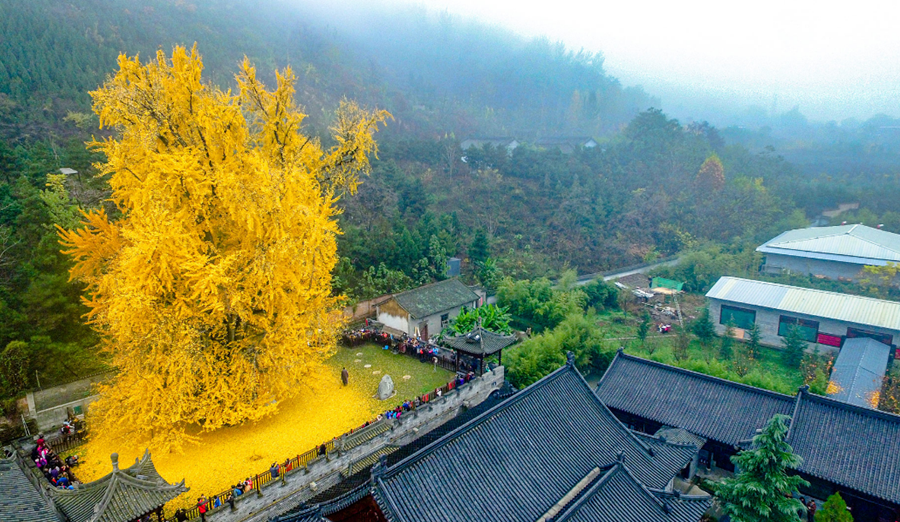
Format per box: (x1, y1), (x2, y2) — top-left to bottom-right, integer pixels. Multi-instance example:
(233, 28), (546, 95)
(203, 367), (505, 522)
(26, 372), (113, 432)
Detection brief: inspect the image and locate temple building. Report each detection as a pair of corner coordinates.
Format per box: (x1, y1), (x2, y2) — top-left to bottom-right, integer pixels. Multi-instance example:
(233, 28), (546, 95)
(375, 279), (479, 339)
(596, 350), (900, 522)
(46, 450), (187, 522)
(274, 355), (711, 522)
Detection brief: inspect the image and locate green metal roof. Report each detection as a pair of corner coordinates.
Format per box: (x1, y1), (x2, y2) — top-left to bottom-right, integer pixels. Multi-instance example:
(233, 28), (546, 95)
(650, 277), (683, 291)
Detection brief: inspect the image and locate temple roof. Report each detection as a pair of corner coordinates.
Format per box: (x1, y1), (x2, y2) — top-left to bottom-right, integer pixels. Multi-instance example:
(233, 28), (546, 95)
(0, 454), (58, 522)
(372, 357), (697, 522)
(788, 389), (900, 505)
(596, 351), (796, 446)
(549, 461), (710, 522)
(47, 450), (187, 522)
(440, 326), (517, 355)
(596, 352), (900, 505)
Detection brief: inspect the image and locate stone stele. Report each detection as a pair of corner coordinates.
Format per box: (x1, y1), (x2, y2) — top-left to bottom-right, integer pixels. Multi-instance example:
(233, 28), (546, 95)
(377, 374), (395, 400)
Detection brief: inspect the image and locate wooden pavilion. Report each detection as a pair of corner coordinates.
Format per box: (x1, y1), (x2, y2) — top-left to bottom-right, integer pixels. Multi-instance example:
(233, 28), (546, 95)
(47, 450), (187, 522)
(441, 326), (517, 375)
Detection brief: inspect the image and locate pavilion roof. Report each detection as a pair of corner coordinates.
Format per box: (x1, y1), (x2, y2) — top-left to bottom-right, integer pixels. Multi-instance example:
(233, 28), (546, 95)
(440, 326), (517, 356)
(372, 356), (697, 522)
(47, 450), (187, 522)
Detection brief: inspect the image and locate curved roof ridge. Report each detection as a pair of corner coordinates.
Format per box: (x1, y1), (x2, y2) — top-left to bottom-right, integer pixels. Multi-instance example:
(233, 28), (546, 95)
(605, 351), (795, 401)
(380, 365), (571, 478)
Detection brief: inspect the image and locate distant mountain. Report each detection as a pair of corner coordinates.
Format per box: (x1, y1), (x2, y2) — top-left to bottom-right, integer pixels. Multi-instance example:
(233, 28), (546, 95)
(0, 0), (656, 142)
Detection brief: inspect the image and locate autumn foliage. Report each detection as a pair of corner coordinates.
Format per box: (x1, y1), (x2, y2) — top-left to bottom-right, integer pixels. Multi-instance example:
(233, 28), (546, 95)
(59, 46), (388, 449)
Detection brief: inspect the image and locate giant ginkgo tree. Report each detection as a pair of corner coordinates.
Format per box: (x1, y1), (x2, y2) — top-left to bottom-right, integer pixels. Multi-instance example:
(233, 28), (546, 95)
(60, 46), (388, 449)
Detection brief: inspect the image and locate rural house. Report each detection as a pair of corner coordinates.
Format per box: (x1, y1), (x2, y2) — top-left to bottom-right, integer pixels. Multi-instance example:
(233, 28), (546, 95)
(705, 276), (900, 355)
(757, 224), (900, 281)
(375, 279), (479, 339)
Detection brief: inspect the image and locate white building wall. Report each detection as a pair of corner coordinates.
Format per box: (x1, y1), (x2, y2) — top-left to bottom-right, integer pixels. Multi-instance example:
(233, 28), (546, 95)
(708, 298), (900, 354)
(377, 311), (410, 336)
(763, 253), (866, 281)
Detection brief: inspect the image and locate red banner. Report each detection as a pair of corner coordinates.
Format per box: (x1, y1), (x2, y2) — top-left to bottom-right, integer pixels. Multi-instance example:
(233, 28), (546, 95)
(817, 333), (842, 347)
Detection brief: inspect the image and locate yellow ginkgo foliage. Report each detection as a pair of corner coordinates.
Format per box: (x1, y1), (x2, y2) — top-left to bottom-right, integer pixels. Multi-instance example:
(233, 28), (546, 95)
(59, 46), (389, 451)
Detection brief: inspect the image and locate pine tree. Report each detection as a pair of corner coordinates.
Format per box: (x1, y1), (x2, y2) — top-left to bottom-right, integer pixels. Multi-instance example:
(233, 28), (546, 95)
(781, 325), (806, 370)
(692, 307), (716, 345)
(815, 492), (853, 522)
(721, 322), (735, 360)
(637, 311), (651, 346)
(715, 414), (809, 522)
(468, 227), (490, 267)
(747, 322), (762, 360)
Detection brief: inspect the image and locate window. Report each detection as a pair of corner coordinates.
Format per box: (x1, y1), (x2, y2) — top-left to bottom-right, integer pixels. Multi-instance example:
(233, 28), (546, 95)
(778, 316), (819, 343)
(720, 305), (755, 330)
(440, 313), (450, 328)
(846, 327), (893, 346)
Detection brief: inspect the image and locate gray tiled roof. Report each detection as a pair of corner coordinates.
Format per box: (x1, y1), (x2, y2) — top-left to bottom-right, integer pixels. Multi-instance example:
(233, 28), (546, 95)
(387, 279), (479, 319)
(552, 461), (710, 522)
(440, 326), (517, 355)
(596, 352), (796, 446)
(788, 390), (900, 505)
(0, 455), (58, 522)
(372, 360), (697, 522)
(47, 450), (186, 522)
(827, 337), (891, 408)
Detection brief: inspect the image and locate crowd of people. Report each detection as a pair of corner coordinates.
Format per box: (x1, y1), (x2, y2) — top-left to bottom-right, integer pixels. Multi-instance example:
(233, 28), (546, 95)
(342, 326), (483, 373)
(31, 433), (79, 489)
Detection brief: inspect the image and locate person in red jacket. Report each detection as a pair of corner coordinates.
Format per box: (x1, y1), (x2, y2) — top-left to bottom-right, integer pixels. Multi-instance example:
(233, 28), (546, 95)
(197, 495), (208, 522)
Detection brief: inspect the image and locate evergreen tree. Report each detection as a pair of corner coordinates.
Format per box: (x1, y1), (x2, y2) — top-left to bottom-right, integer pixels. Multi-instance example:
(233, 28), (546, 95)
(747, 322), (762, 359)
(815, 492), (853, 522)
(692, 307), (716, 345)
(468, 227), (490, 267)
(637, 311), (651, 346)
(781, 325), (806, 370)
(715, 414), (809, 522)
(721, 322), (735, 360)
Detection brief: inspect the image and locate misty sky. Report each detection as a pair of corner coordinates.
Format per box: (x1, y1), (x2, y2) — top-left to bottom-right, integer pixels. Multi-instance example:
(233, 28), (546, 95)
(400, 0), (900, 123)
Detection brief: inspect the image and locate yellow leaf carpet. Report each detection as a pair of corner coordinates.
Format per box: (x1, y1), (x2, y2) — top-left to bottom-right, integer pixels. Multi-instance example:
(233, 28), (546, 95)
(74, 345), (454, 512)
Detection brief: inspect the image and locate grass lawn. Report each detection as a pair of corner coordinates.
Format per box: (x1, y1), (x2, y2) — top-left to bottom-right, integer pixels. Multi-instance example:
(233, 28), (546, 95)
(591, 310), (806, 396)
(329, 343), (455, 405)
(74, 342), (454, 514)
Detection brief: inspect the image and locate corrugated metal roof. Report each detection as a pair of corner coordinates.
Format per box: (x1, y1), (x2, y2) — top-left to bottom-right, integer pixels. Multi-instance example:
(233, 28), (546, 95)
(828, 337), (891, 408)
(706, 277), (900, 331)
(757, 224), (900, 263)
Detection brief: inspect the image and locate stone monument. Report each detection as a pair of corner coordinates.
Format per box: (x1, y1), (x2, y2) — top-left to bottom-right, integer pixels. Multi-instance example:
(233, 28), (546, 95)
(377, 374), (395, 400)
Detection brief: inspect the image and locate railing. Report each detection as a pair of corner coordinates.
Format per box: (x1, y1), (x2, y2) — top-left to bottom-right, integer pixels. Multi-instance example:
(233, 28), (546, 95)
(165, 372), (480, 522)
(47, 431), (86, 454)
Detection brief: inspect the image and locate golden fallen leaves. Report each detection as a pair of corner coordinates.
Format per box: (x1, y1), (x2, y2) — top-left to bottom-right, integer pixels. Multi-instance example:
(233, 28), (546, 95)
(76, 345), (453, 514)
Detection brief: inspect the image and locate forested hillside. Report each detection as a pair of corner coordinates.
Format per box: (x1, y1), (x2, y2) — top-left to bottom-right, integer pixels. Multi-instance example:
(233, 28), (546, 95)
(0, 0), (890, 398)
(0, 0), (653, 141)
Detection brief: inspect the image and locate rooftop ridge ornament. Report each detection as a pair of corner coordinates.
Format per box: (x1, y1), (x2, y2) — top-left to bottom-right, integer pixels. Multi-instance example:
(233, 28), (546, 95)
(566, 351), (576, 367)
